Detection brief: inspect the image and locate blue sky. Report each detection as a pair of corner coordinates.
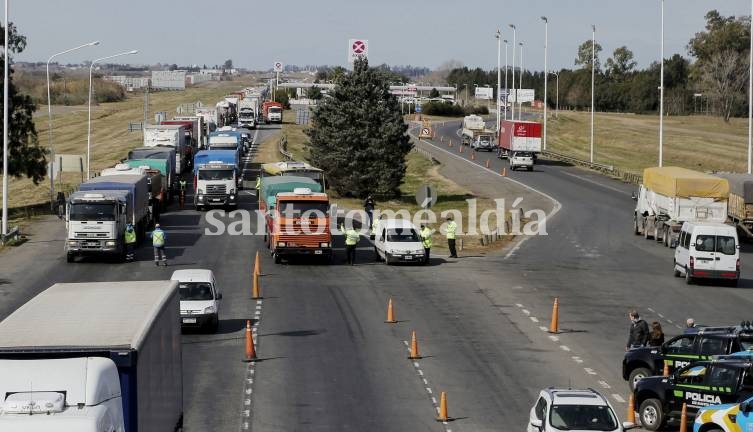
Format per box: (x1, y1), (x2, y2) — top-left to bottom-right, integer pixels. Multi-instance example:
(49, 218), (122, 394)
(10, 1), (752, 72)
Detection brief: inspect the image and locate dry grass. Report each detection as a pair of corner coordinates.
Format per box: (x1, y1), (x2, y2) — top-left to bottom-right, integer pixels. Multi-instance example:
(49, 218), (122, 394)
(547, 111), (750, 174)
(2, 78), (254, 209)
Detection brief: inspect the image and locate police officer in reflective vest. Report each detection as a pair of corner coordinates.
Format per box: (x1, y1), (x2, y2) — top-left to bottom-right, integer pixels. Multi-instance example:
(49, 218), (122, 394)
(149, 224), (167, 266)
(420, 224), (433, 264)
(341, 223), (359, 265)
(124, 223), (137, 262)
(445, 216), (458, 258)
(179, 179), (187, 210)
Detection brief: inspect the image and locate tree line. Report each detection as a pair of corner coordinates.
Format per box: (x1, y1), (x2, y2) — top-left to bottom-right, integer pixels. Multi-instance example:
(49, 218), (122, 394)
(446, 10), (750, 122)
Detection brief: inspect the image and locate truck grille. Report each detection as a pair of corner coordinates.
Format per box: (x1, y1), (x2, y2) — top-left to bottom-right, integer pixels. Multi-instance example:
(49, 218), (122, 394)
(206, 184), (227, 195)
(277, 233), (329, 247)
(75, 232), (108, 239)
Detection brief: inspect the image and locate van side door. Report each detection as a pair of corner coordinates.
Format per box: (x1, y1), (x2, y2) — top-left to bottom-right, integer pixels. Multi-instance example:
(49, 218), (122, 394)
(715, 232), (739, 275)
(692, 231), (717, 276)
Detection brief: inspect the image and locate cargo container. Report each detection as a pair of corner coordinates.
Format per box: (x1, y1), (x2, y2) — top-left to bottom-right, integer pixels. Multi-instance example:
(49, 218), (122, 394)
(143, 124), (190, 174)
(714, 172), (753, 237)
(497, 119), (542, 159)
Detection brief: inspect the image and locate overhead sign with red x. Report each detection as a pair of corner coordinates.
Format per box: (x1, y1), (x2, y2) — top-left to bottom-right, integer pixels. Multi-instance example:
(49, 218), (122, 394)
(348, 38), (369, 63)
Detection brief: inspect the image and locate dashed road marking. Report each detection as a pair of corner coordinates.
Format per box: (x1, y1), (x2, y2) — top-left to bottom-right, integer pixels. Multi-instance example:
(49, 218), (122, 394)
(522, 309), (531, 315)
(530, 316), (539, 323)
(612, 394), (626, 403)
(598, 380), (611, 389)
(539, 326), (549, 332)
(584, 368), (597, 375)
(549, 335), (559, 342)
(560, 345), (571, 352)
(572, 356), (584, 364)
(402, 339), (452, 432)
(515, 303), (524, 308)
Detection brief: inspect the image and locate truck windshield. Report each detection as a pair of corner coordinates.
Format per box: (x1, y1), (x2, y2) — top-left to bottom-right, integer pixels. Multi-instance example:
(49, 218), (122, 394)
(549, 404), (618, 431)
(279, 201), (329, 216)
(69, 203), (116, 221)
(269, 107), (282, 114)
(199, 169), (234, 181)
(386, 228), (420, 242)
(178, 282), (214, 300)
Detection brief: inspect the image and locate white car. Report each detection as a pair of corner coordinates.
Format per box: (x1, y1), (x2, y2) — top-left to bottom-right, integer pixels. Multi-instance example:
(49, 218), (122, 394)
(528, 388), (635, 432)
(373, 218), (426, 265)
(171, 269), (222, 333)
(510, 151), (534, 171)
(673, 221), (740, 286)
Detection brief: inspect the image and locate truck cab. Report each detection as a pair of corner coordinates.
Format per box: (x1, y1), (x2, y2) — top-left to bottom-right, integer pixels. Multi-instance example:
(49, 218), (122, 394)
(66, 191), (129, 262)
(623, 325), (753, 390)
(268, 188), (332, 264)
(634, 358), (753, 430)
(194, 162), (237, 210)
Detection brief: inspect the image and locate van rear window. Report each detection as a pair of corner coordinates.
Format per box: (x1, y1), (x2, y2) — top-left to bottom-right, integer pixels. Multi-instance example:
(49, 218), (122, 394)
(695, 235), (736, 255)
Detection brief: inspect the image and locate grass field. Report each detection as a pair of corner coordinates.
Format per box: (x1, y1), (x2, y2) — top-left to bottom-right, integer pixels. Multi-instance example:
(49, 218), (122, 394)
(1, 78), (254, 210)
(546, 111), (749, 174)
(254, 112), (510, 252)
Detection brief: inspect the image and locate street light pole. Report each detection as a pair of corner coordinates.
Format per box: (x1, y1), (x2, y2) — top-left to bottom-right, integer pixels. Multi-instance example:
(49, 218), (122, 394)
(550, 72), (560, 119)
(2, 0), (8, 237)
(519, 42), (524, 120)
(496, 29), (501, 133)
(748, 0), (753, 173)
(590, 25), (596, 164)
(659, 0), (665, 167)
(509, 24), (516, 122)
(46, 40), (99, 210)
(504, 39), (508, 121)
(87, 50), (138, 180)
(542, 16), (548, 150)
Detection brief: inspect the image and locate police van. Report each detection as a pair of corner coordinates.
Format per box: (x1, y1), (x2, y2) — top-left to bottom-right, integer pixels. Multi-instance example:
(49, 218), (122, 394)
(634, 356), (753, 430)
(623, 325), (753, 390)
(694, 393), (753, 432)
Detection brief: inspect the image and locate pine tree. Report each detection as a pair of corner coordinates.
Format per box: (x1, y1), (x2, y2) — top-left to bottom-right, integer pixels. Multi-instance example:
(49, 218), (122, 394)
(0, 23), (46, 184)
(307, 58), (411, 198)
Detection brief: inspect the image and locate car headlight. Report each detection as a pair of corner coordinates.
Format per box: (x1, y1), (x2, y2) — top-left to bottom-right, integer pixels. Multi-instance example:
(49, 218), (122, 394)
(203, 305), (216, 314)
(197, 189), (204, 195)
(277, 242), (286, 247)
(414, 249), (424, 255)
(105, 241), (116, 247)
(68, 241), (77, 246)
(320, 242), (329, 247)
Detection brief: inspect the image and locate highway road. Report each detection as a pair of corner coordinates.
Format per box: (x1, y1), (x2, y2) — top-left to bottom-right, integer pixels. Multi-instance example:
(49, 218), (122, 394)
(3, 117), (753, 431)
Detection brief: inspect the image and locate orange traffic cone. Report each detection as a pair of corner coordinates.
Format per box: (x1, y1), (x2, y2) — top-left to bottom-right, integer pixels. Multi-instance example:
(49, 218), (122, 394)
(409, 331), (421, 359)
(663, 360), (670, 376)
(437, 391), (449, 421)
(627, 394), (636, 423)
(501, 167), (507, 177)
(252, 271), (261, 299)
(254, 251), (261, 276)
(385, 298), (397, 323)
(448, 140), (453, 148)
(485, 159), (490, 168)
(244, 320), (257, 361)
(679, 402), (688, 432)
(459, 145), (464, 153)
(548, 297), (559, 333)
(440, 136), (444, 142)
(471, 151), (475, 160)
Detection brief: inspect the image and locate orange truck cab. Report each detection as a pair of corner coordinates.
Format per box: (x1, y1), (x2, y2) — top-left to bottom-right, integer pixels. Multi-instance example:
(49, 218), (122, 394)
(269, 188), (332, 263)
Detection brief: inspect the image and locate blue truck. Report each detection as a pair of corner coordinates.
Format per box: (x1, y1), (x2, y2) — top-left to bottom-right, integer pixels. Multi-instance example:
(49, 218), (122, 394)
(193, 149), (241, 210)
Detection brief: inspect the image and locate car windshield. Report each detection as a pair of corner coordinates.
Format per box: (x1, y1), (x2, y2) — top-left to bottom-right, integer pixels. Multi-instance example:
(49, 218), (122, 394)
(279, 201), (329, 216)
(198, 169), (234, 180)
(69, 203), (116, 221)
(550, 404), (618, 431)
(517, 152), (533, 158)
(178, 282), (214, 300)
(386, 228), (420, 242)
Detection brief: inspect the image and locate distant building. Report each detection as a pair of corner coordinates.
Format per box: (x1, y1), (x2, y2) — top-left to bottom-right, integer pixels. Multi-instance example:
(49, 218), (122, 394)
(151, 70), (186, 90)
(104, 75), (150, 91)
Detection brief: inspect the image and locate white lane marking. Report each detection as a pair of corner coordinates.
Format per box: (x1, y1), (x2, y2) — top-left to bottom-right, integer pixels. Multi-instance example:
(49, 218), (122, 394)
(667, 319), (674, 324)
(530, 316), (539, 323)
(549, 335), (560, 342)
(403, 340), (409, 346)
(560, 345), (571, 352)
(584, 368), (597, 375)
(413, 362), (420, 368)
(612, 394), (626, 403)
(423, 378), (429, 385)
(658, 313), (664, 318)
(515, 303), (524, 308)
(598, 380), (611, 389)
(244, 399), (251, 405)
(426, 388), (433, 394)
(522, 309), (531, 315)
(418, 370), (424, 376)
(675, 324), (682, 329)
(432, 397), (438, 404)
(572, 356), (584, 364)
(504, 236), (530, 260)
(648, 308), (655, 313)
(559, 170), (632, 196)
(539, 326), (549, 332)
(257, 300), (263, 305)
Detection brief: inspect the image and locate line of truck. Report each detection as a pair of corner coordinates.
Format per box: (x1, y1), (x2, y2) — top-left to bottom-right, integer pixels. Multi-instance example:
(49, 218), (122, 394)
(458, 115), (543, 171)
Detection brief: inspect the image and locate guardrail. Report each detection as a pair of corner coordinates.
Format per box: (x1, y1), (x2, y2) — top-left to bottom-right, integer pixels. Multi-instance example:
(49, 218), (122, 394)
(278, 135), (292, 160)
(0, 226), (19, 245)
(128, 122), (143, 132)
(541, 150), (643, 185)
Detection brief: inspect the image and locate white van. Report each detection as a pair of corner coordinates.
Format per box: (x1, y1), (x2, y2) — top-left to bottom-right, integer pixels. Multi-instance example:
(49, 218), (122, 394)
(171, 269), (222, 332)
(510, 151), (534, 171)
(673, 222), (740, 286)
(373, 219), (426, 265)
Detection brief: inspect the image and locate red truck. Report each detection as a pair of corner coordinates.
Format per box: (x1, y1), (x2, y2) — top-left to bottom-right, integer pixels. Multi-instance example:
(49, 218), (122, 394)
(497, 120), (542, 170)
(263, 101), (283, 124)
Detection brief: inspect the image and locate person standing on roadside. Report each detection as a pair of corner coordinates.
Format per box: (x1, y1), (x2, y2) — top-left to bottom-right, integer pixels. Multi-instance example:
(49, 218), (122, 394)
(649, 321), (665, 346)
(341, 223), (359, 265)
(364, 195), (375, 227)
(445, 216), (458, 258)
(626, 310), (649, 350)
(420, 224), (432, 264)
(124, 223), (137, 262)
(149, 223), (167, 266)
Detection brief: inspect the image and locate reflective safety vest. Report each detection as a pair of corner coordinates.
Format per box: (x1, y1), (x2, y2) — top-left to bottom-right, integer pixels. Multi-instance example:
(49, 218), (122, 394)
(421, 227), (433, 248)
(255, 177), (261, 190)
(446, 221), (457, 240)
(341, 225), (359, 246)
(179, 180), (187, 191)
(124, 228), (137, 244)
(152, 229), (165, 247)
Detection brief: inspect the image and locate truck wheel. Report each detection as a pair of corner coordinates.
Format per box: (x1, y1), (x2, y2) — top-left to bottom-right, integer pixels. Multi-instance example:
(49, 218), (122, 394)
(374, 246), (381, 262)
(66, 253), (74, 263)
(628, 367), (651, 391)
(663, 229), (670, 247)
(654, 226), (661, 242)
(209, 316), (219, 334)
(639, 398), (666, 431)
(673, 261), (681, 277)
(685, 267), (693, 285)
(644, 222), (652, 239)
(273, 253), (281, 264)
(633, 217), (640, 235)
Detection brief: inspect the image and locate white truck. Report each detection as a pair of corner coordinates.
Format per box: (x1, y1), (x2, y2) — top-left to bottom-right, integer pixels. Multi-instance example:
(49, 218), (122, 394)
(238, 98), (258, 129)
(143, 124), (190, 174)
(66, 174), (151, 262)
(461, 115), (496, 151)
(0, 281), (183, 432)
(633, 166), (730, 247)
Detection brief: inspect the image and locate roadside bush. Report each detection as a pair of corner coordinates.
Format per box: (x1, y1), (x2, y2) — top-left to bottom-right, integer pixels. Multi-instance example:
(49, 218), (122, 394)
(16, 71), (127, 105)
(464, 105), (489, 115)
(420, 101), (464, 116)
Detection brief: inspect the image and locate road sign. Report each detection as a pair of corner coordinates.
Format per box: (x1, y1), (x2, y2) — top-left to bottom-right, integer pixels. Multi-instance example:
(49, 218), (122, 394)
(348, 38), (369, 63)
(415, 105), (422, 113)
(419, 127), (433, 139)
(508, 89), (535, 103)
(273, 61), (283, 73)
(474, 87), (494, 100)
